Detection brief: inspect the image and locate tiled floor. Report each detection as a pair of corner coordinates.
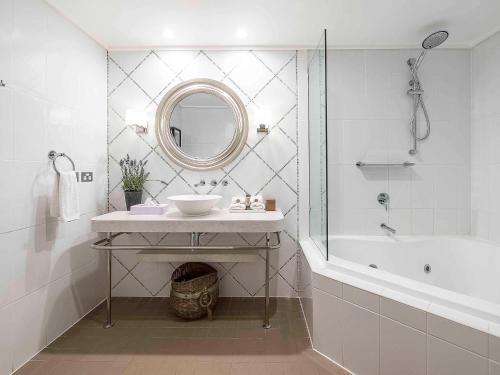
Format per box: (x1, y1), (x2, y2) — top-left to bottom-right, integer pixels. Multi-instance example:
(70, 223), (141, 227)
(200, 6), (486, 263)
(15, 297), (348, 375)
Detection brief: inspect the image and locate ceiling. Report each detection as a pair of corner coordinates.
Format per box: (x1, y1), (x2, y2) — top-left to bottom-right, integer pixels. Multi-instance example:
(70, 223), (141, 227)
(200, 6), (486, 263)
(45, 0), (500, 50)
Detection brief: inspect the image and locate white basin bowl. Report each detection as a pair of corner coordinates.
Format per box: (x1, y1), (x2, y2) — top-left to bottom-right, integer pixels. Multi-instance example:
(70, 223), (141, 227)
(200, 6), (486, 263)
(168, 194), (222, 216)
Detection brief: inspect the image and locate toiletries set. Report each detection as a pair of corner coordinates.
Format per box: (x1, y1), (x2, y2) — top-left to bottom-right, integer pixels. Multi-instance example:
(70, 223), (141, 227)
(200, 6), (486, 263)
(229, 194), (276, 213)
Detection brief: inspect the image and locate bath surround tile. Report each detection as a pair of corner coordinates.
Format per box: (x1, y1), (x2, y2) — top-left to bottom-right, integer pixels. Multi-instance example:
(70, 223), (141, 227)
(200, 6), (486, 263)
(490, 335), (500, 363)
(312, 273), (342, 298)
(342, 300), (380, 375)
(428, 336), (488, 375)
(428, 313), (489, 357)
(312, 288), (343, 364)
(380, 297), (427, 332)
(491, 361), (500, 375)
(342, 284), (379, 313)
(380, 316), (427, 375)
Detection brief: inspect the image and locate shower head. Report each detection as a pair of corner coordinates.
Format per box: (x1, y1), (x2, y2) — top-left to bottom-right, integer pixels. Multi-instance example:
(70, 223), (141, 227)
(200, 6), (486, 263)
(409, 30), (449, 73)
(422, 30), (449, 49)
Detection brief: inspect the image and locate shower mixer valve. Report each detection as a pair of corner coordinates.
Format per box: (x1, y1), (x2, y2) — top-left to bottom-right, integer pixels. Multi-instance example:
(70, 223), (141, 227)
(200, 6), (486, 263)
(377, 193), (390, 211)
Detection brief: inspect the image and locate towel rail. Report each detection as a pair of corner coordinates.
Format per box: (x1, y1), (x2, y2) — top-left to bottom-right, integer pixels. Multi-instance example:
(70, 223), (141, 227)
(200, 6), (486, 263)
(48, 150), (76, 175)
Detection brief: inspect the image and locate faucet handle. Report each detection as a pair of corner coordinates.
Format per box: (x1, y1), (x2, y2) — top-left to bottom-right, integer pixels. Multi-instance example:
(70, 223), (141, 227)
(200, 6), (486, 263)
(209, 180), (217, 186)
(194, 179), (206, 187)
(377, 193), (390, 211)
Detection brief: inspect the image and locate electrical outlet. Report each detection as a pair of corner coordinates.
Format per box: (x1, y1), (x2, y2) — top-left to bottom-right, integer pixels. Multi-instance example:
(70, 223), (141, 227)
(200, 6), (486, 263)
(80, 172), (93, 182)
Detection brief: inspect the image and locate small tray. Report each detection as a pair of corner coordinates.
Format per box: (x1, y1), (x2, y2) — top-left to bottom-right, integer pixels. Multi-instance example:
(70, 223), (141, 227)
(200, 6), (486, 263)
(130, 204), (168, 215)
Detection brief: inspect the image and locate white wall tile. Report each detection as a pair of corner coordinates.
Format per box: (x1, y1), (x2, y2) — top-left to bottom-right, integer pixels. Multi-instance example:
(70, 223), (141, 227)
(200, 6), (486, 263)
(108, 50), (299, 297)
(434, 209), (458, 234)
(11, 286), (48, 370)
(327, 48), (470, 235)
(412, 209), (434, 235)
(0, 1), (107, 373)
(0, 304), (13, 375)
(12, 91), (47, 162)
(471, 31), (500, 242)
(0, 88), (14, 160)
(11, 0), (48, 96)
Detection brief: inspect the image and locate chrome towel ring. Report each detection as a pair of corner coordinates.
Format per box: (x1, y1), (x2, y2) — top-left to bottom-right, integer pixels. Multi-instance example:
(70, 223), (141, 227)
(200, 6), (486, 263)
(48, 150), (76, 175)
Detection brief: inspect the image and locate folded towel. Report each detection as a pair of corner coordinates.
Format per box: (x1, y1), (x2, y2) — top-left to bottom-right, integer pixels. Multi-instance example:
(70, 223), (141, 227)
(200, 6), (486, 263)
(229, 203), (246, 210)
(251, 195), (263, 204)
(250, 202), (265, 210)
(57, 171), (80, 222)
(231, 196), (245, 204)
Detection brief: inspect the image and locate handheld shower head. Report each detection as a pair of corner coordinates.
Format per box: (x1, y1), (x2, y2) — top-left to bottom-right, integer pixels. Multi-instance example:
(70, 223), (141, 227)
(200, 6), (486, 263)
(422, 30), (449, 49)
(410, 30), (449, 72)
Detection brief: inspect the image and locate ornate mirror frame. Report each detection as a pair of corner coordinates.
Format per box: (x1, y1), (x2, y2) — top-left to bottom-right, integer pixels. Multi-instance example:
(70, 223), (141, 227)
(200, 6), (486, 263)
(155, 79), (249, 171)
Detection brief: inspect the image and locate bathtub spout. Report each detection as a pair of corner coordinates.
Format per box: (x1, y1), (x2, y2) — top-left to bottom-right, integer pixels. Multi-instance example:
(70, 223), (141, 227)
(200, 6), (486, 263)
(381, 223), (396, 234)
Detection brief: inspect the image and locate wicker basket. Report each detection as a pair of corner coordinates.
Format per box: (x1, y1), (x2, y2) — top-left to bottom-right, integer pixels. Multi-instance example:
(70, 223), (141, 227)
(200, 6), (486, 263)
(170, 262), (219, 320)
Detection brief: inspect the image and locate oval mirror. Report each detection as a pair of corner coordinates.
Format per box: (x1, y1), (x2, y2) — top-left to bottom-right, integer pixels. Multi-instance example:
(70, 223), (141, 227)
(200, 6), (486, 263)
(155, 79), (248, 171)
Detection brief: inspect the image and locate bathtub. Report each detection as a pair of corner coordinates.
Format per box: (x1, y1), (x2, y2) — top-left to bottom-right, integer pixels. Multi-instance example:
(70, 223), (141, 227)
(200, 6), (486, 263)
(326, 235), (500, 325)
(300, 235), (500, 375)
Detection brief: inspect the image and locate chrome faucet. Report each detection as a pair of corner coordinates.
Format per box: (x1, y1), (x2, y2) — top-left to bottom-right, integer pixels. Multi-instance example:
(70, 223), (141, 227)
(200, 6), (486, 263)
(377, 193), (390, 211)
(380, 223), (396, 234)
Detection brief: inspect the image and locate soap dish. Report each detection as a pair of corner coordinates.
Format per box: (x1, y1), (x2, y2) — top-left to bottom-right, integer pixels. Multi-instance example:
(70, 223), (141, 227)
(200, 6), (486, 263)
(130, 204), (168, 215)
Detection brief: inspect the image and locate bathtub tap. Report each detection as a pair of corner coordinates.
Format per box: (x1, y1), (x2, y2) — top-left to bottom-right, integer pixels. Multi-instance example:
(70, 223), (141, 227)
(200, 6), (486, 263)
(380, 223), (396, 234)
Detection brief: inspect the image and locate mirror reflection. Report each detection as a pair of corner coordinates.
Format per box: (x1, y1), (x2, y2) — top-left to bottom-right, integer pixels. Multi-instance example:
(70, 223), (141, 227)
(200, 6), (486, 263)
(169, 93), (236, 159)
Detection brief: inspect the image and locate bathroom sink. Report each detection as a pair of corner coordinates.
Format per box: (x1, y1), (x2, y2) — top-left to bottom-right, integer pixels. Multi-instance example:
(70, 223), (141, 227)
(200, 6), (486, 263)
(168, 194), (222, 216)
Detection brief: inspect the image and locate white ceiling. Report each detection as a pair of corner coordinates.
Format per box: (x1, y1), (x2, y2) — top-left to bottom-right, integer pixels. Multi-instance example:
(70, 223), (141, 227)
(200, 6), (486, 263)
(45, 0), (500, 50)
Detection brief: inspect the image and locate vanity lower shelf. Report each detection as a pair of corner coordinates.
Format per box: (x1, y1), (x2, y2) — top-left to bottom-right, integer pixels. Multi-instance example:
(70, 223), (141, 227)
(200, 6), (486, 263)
(138, 249), (260, 263)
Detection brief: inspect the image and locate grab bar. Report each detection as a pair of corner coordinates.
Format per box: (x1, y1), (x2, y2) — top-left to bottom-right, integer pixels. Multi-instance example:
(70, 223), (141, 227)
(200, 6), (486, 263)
(356, 161), (415, 168)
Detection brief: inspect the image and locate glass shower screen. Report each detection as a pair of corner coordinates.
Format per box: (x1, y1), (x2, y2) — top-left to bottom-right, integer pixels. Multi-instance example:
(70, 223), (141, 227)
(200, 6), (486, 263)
(308, 29), (328, 259)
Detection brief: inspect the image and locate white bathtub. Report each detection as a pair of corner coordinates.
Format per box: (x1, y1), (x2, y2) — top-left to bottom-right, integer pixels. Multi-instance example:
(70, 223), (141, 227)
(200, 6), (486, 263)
(302, 235), (500, 331)
(300, 235), (500, 375)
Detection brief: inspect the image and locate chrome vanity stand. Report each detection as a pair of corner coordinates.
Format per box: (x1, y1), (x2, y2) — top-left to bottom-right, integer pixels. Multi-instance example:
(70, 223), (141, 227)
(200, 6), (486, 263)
(91, 210), (284, 329)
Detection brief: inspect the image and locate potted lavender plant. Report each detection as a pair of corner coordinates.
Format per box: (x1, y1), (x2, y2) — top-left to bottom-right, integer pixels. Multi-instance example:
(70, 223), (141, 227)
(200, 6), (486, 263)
(119, 154), (150, 210)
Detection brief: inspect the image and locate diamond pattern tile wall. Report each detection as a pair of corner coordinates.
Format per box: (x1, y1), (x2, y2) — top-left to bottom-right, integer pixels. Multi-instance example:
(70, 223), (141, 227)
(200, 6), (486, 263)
(107, 50), (299, 297)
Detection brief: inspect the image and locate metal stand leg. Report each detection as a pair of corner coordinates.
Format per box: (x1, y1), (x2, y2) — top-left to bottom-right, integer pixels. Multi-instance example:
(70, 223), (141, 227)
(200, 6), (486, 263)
(263, 232), (271, 329)
(104, 233), (114, 329)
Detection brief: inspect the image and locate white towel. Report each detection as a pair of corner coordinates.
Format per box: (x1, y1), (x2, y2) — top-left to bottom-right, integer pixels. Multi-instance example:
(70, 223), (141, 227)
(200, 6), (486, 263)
(231, 196), (245, 204)
(229, 203), (246, 210)
(251, 195), (263, 204)
(250, 202), (265, 210)
(52, 171), (80, 222)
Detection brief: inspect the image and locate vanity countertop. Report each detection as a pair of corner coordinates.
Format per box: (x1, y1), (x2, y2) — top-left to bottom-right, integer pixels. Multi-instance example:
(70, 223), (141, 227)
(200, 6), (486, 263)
(91, 209), (284, 233)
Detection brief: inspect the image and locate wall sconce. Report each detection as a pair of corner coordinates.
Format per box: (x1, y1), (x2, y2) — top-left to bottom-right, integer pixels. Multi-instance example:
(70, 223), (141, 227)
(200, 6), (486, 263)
(125, 109), (148, 134)
(257, 123), (269, 134)
(256, 108), (271, 134)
